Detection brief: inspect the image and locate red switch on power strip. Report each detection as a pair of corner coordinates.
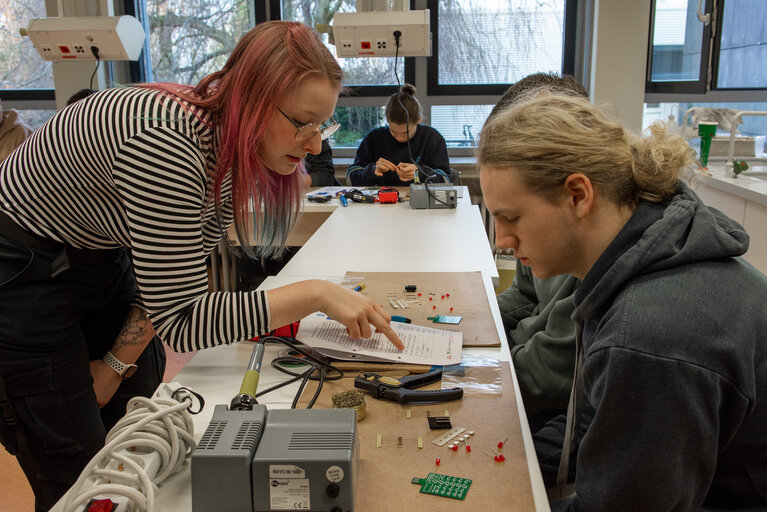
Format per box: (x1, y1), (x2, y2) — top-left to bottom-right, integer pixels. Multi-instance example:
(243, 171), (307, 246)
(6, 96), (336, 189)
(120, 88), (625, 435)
(360, 41), (371, 49)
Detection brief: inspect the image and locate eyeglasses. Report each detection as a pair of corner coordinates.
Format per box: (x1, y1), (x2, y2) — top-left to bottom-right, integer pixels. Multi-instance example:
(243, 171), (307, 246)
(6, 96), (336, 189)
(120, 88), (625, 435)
(277, 107), (339, 142)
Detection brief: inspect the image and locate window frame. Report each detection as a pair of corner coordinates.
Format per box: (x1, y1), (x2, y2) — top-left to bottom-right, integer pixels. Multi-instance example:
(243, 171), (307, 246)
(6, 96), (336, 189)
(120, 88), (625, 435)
(0, 0), (56, 110)
(425, 0), (577, 96)
(644, 0), (767, 101)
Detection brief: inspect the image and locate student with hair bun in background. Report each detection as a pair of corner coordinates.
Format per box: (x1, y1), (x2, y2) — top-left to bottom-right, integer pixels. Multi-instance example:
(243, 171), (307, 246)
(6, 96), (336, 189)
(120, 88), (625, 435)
(347, 83), (449, 186)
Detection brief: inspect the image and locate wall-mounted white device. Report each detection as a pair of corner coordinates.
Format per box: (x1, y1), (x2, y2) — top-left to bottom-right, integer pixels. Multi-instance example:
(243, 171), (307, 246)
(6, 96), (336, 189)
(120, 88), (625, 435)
(19, 15), (146, 61)
(332, 9), (431, 57)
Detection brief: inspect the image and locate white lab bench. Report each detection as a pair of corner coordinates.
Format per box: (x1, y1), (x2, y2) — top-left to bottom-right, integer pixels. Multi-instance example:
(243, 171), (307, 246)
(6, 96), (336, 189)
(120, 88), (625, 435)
(53, 188), (548, 511)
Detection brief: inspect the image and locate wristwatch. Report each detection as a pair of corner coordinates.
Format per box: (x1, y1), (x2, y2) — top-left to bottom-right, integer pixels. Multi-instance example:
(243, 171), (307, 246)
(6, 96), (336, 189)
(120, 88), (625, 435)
(103, 351), (138, 379)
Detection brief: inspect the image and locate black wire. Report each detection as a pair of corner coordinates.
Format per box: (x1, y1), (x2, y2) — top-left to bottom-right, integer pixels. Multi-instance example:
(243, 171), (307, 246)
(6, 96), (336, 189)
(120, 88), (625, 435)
(89, 46), (100, 91)
(392, 33), (421, 182)
(253, 336), (344, 409)
(391, 34), (455, 206)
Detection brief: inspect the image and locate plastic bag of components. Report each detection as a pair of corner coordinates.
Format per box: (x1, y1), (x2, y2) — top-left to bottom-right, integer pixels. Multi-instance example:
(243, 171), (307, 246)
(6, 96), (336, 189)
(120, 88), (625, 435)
(441, 355), (502, 395)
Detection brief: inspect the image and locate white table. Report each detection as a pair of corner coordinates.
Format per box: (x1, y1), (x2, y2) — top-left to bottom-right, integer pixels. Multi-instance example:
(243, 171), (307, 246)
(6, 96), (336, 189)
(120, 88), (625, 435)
(107, 272), (547, 511)
(279, 203), (500, 287)
(54, 187), (547, 511)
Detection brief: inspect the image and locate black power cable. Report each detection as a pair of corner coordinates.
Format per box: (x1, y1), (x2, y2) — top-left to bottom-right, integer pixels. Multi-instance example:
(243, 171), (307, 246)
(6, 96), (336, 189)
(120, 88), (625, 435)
(254, 336), (344, 409)
(392, 32), (456, 208)
(89, 46), (101, 91)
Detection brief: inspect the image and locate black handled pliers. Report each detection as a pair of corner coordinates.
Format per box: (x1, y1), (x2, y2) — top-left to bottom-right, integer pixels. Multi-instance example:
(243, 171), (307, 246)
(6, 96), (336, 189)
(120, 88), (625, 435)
(354, 368), (463, 404)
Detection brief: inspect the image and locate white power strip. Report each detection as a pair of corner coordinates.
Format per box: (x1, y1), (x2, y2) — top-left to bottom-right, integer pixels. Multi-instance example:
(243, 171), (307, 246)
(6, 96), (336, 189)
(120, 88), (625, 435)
(65, 382), (198, 512)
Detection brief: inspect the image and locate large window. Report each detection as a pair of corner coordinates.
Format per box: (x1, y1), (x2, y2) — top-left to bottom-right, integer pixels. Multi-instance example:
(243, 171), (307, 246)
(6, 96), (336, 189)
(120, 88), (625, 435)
(646, 0), (767, 92)
(644, 0), (767, 152)
(0, 0), (56, 127)
(431, 104), (492, 147)
(143, 0), (254, 84)
(0, 0), (54, 90)
(431, 0), (566, 90)
(329, 105), (384, 148)
(133, 0), (575, 151)
(716, 1), (765, 89)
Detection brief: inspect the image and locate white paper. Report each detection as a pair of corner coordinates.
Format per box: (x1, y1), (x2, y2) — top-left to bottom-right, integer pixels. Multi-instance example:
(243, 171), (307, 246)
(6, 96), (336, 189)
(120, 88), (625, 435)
(296, 313), (462, 365)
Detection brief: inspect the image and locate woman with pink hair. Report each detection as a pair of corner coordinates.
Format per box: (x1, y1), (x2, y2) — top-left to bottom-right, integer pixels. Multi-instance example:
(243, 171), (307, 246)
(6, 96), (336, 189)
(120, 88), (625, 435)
(0, 21), (402, 511)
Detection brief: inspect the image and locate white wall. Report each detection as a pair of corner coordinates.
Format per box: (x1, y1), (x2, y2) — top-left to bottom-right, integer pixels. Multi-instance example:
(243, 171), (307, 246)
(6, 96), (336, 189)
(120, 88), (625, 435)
(588, 0), (651, 134)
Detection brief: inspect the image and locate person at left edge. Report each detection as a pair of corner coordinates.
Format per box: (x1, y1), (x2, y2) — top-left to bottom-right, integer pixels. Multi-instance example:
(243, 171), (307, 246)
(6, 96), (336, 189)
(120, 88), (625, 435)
(0, 98), (32, 162)
(346, 83), (449, 186)
(0, 21), (403, 512)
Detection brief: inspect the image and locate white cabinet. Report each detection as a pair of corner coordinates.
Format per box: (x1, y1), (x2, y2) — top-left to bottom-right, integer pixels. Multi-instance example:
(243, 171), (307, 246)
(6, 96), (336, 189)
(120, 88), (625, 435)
(691, 174), (767, 275)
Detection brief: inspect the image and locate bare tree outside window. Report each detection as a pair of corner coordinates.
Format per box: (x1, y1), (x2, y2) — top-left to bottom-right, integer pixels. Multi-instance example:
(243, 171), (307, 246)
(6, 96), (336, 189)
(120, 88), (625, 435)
(1, 0), (56, 128)
(438, 0), (564, 85)
(282, 0), (404, 85)
(146, 0), (253, 84)
(0, 0), (53, 90)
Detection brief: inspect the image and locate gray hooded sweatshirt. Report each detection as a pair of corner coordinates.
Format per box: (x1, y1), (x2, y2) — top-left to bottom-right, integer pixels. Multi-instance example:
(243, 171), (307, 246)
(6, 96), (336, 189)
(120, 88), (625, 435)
(552, 182), (767, 511)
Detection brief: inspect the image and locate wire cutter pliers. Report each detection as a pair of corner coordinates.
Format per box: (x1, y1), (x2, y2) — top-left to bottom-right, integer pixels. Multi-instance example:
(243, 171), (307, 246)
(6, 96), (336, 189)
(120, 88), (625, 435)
(354, 368), (463, 404)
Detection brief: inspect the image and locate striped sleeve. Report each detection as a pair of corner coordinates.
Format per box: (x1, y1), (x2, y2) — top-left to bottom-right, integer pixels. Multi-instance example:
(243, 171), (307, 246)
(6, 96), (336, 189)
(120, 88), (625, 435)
(112, 127), (271, 351)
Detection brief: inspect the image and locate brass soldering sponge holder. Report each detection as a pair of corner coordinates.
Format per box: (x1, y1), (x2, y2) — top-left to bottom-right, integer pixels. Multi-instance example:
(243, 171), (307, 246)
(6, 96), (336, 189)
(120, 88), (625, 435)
(331, 389), (367, 422)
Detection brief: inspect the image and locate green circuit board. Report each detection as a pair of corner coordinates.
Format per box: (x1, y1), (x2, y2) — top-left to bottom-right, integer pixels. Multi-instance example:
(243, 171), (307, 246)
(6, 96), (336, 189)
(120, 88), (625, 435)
(411, 472), (471, 500)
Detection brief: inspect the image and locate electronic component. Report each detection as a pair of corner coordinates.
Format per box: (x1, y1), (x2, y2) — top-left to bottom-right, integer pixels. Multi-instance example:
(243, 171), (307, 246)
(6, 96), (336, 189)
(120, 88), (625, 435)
(192, 340), (358, 511)
(428, 315), (462, 325)
(428, 416), (452, 430)
(378, 187), (399, 203)
(191, 405), (358, 512)
(332, 10), (431, 58)
(307, 194), (332, 203)
(432, 427), (472, 447)
(20, 16), (145, 61)
(409, 184), (457, 209)
(411, 473), (472, 500)
(346, 188), (377, 203)
(404, 284), (417, 292)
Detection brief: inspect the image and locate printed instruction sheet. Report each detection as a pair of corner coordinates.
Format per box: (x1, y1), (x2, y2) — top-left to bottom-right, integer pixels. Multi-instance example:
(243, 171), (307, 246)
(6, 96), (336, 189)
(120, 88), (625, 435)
(296, 313), (462, 365)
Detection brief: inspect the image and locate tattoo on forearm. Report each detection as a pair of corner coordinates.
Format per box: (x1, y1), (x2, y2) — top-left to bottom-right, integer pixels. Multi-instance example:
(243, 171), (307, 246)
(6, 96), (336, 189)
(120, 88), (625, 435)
(113, 308), (154, 348)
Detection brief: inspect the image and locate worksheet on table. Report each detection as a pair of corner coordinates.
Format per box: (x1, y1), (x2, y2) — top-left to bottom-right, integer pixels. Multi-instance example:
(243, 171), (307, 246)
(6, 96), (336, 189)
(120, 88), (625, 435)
(296, 313), (462, 365)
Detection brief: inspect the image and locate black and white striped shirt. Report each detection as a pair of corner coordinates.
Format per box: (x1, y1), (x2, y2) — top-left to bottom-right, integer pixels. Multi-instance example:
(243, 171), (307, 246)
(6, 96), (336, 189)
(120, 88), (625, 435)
(0, 87), (269, 352)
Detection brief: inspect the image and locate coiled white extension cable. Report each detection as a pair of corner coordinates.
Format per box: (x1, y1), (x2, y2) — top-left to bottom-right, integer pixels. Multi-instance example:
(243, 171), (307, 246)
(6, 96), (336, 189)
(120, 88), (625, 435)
(64, 385), (199, 512)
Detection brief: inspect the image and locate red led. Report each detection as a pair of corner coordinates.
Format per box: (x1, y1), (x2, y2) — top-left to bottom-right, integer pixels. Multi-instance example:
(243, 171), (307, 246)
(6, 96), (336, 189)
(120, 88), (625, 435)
(451, 444), (458, 452)
(435, 457), (440, 466)
(446, 293), (450, 298)
(433, 305), (436, 310)
(417, 293), (422, 296)
(441, 294), (444, 299)
(466, 445), (471, 453)
(497, 441), (504, 449)
(499, 454), (506, 462)
(494, 455), (500, 462)
(449, 307), (453, 312)
(428, 297), (432, 301)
